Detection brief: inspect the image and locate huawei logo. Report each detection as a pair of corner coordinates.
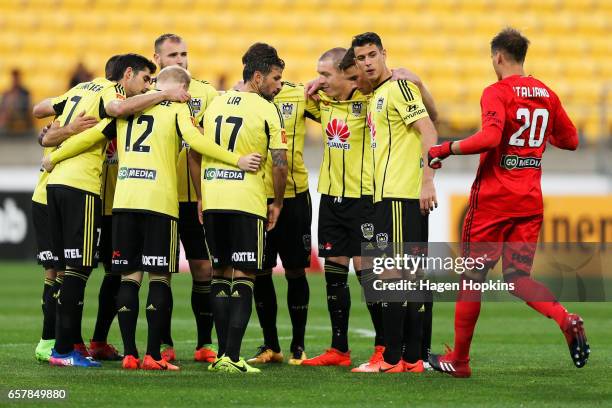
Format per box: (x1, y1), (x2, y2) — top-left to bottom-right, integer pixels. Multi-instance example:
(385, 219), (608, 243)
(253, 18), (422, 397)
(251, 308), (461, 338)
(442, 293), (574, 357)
(325, 118), (351, 150)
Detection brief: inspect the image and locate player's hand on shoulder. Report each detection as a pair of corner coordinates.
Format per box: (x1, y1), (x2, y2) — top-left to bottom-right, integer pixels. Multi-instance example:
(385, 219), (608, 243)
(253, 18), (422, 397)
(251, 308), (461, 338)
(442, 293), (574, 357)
(238, 153), (262, 172)
(420, 179), (438, 215)
(428, 141), (453, 169)
(305, 77), (323, 101)
(391, 68), (421, 86)
(42, 155), (54, 172)
(163, 87), (191, 103)
(67, 111), (98, 135)
(266, 202), (282, 231)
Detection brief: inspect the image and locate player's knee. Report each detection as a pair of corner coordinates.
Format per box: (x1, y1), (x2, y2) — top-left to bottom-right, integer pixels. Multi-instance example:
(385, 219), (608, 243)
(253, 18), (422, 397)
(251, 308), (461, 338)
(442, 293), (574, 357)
(324, 260), (349, 286)
(503, 269), (529, 294)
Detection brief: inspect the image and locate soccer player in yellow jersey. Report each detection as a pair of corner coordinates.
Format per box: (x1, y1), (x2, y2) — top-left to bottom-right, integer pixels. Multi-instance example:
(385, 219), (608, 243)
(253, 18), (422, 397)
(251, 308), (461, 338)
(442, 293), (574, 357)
(339, 47), (438, 372)
(29, 58), (116, 363)
(152, 33), (220, 364)
(43, 65), (261, 370)
(352, 32), (439, 373)
(237, 45), (318, 366)
(300, 47), (374, 367)
(35, 54), (191, 368)
(195, 43), (288, 373)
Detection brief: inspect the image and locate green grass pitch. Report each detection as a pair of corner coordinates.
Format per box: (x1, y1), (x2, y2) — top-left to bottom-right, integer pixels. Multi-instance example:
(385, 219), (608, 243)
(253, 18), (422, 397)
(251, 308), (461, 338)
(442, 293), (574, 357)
(0, 261), (610, 407)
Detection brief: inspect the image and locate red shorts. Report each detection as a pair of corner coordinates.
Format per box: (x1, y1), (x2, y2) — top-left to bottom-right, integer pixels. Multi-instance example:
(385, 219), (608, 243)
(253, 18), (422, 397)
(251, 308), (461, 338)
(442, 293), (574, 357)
(461, 208), (543, 273)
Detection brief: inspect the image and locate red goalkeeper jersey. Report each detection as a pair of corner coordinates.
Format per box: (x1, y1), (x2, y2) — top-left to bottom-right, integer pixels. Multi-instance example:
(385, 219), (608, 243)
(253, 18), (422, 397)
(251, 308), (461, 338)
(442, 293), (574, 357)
(465, 75), (578, 216)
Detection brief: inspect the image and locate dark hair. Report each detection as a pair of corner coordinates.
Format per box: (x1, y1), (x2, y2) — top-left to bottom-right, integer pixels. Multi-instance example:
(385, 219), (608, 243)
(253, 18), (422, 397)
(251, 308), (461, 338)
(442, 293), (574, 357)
(491, 27), (530, 63)
(113, 53), (157, 79)
(105, 54), (122, 80)
(242, 43), (285, 82)
(154, 33), (183, 53)
(351, 32), (383, 49)
(338, 48), (356, 71)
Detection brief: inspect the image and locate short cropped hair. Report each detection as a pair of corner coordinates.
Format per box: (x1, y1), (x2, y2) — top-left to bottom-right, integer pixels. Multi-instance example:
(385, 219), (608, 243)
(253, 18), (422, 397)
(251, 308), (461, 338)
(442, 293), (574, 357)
(319, 47), (347, 71)
(154, 33), (183, 53)
(351, 32), (383, 49)
(242, 43), (285, 82)
(491, 27), (530, 63)
(156, 65), (191, 88)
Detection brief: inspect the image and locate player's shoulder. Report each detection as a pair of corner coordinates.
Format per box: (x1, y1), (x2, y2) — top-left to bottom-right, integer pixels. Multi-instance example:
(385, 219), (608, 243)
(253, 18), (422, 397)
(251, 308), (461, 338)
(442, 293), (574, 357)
(275, 81), (305, 101)
(388, 79), (421, 102)
(189, 78), (217, 96)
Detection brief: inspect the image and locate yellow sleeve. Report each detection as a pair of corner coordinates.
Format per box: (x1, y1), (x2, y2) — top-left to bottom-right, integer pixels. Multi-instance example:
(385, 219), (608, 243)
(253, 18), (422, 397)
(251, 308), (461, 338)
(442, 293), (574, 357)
(99, 83), (126, 118)
(391, 80), (429, 127)
(176, 105), (240, 167)
(51, 90), (72, 116)
(267, 103), (288, 150)
(304, 97), (321, 122)
(49, 118), (114, 164)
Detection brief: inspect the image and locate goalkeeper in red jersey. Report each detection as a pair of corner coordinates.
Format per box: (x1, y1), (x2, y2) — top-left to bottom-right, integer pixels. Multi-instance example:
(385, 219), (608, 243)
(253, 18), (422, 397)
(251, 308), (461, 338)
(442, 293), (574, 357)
(427, 28), (588, 378)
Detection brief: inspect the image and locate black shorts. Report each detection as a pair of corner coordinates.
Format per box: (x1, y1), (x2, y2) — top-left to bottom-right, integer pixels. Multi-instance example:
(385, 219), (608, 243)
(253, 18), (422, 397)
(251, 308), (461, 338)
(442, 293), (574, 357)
(111, 211), (179, 274)
(318, 194), (376, 258)
(46, 186), (101, 270)
(203, 211), (265, 271)
(179, 201), (208, 260)
(99, 215), (113, 270)
(31, 201), (56, 269)
(373, 199), (426, 255)
(264, 191), (312, 270)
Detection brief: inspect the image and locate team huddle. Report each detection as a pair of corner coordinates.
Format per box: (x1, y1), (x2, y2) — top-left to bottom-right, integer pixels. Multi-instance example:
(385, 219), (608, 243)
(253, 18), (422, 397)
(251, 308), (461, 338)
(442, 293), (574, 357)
(31, 28), (589, 375)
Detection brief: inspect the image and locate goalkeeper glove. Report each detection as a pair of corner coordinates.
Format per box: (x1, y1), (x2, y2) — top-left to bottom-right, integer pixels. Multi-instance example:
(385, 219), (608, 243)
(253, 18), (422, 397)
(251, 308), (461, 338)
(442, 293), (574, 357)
(428, 141), (453, 169)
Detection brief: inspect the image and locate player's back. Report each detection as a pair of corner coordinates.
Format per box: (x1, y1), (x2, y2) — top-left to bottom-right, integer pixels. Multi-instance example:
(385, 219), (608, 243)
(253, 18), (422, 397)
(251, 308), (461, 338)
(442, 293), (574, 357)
(201, 90), (284, 219)
(112, 95), (186, 218)
(473, 75), (576, 216)
(48, 78), (124, 194)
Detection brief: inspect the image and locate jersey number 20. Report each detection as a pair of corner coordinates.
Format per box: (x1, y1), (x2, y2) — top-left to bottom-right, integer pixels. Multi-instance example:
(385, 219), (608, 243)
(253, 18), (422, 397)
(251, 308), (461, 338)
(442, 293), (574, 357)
(509, 108), (549, 148)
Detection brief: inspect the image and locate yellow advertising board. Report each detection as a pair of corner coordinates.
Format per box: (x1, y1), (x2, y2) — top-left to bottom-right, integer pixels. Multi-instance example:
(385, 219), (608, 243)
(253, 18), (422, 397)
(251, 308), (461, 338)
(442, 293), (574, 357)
(450, 195), (612, 243)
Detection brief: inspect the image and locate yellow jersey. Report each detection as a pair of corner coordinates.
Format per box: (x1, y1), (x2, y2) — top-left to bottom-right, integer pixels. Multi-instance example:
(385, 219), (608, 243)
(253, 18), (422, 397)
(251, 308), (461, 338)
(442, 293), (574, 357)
(32, 147), (54, 205)
(316, 89), (372, 198)
(56, 92), (241, 219)
(100, 139), (118, 216)
(177, 78), (218, 202)
(368, 78), (429, 202)
(263, 82), (318, 198)
(46, 78), (125, 195)
(201, 91), (287, 219)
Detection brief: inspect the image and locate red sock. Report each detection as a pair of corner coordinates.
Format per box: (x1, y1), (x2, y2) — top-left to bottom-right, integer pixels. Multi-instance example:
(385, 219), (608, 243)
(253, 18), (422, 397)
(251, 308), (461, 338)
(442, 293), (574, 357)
(508, 275), (568, 327)
(453, 279), (482, 362)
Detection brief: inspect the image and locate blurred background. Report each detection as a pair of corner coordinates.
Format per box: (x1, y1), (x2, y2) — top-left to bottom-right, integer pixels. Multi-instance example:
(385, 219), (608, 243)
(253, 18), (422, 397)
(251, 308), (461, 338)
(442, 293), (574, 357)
(0, 0), (610, 264)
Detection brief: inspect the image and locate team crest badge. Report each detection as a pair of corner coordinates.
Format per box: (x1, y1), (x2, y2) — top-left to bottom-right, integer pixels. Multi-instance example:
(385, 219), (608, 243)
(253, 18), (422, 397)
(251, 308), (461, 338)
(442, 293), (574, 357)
(281, 102), (294, 119)
(361, 223), (374, 240)
(190, 98), (202, 115)
(351, 102), (363, 116)
(376, 233), (389, 250)
(376, 97), (384, 112)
